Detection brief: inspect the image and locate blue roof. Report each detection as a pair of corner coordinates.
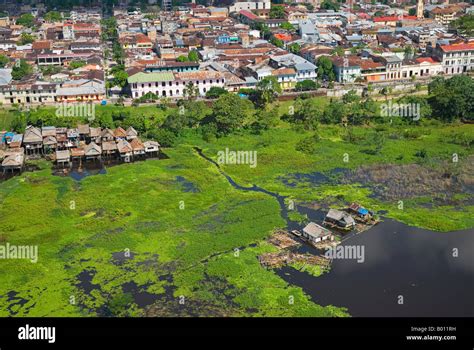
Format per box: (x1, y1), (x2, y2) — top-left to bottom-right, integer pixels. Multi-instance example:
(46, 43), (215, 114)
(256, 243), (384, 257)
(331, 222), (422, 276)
(2, 132), (14, 143)
(358, 208), (369, 215)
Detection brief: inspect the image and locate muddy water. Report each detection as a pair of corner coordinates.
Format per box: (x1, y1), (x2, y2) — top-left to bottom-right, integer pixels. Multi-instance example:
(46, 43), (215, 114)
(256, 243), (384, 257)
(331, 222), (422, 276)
(196, 148), (474, 317)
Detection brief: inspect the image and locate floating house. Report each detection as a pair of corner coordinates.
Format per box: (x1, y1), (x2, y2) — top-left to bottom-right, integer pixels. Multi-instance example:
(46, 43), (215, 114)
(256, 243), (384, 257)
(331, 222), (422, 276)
(348, 202), (373, 222)
(2, 152), (24, 172)
(23, 126), (43, 154)
(301, 222), (334, 244)
(56, 150), (71, 166)
(1, 125), (160, 172)
(84, 142), (101, 161)
(325, 209), (356, 230)
(100, 128), (115, 143)
(116, 139), (133, 161)
(126, 126), (138, 140)
(10, 134), (23, 149)
(71, 147), (85, 162)
(144, 140), (160, 156)
(90, 127), (101, 143)
(130, 138), (145, 157)
(43, 135), (57, 153)
(78, 124), (90, 141)
(114, 127), (127, 140)
(101, 140), (117, 157)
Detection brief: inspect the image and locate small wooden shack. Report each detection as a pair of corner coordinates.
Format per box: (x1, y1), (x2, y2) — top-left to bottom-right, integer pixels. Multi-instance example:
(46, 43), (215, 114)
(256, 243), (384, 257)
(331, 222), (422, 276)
(56, 149), (71, 167)
(126, 126), (138, 140)
(43, 135), (57, 153)
(2, 153), (25, 172)
(102, 140), (117, 157)
(130, 138), (145, 157)
(90, 127), (101, 144)
(9, 134), (23, 149)
(77, 124), (90, 141)
(84, 142), (102, 161)
(301, 222), (334, 245)
(116, 139), (133, 162)
(114, 127), (127, 140)
(144, 140), (160, 156)
(325, 209), (356, 230)
(23, 126), (43, 154)
(101, 128), (115, 143)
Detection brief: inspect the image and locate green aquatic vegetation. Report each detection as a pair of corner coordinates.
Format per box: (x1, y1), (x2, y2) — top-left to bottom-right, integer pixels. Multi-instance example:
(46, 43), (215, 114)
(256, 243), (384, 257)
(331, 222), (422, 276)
(0, 145), (345, 317)
(289, 261), (327, 277)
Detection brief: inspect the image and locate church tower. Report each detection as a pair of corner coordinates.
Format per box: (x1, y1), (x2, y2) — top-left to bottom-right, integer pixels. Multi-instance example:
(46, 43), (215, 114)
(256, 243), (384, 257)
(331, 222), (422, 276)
(417, 0), (424, 20)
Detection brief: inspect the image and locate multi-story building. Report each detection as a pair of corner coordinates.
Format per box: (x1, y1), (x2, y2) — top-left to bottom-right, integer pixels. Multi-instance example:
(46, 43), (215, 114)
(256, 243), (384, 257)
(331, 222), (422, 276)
(128, 71), (225, 98)
(430, 6), (459, 26)
(269, 53), (317, 82)
(332, 56), (362, 83)
(0, 82), (57, 105)
(434, 42), (474, 74)
(230, 0), (271, 13)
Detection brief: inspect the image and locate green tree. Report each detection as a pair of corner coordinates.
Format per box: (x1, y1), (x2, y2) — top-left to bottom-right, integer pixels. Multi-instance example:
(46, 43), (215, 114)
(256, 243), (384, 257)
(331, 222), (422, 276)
(0, 54), (9, 68)
(112, 70), (129, 88)
(183, 82), (200, 100)
(188, 50), (199, 62)
(280, 22), (294, 31)
(452, 14), (474, 37)
(320, 0), (339, 11)
(342, 90), (361, 105)
(295, 80), (319, 91)
(44, 11), (62, 22)
(270, 37), (284, 48)
(322, 101), (346, 124)
(205, 86), (228, 99)
(269, 5), (286, 19)
(316, 56), (335, 81)
(11, 59), (33, 81)
(288, 42), (301, 54)
(331, 47), (344, 57)
(255, 76), (282, 107)
(289, 98), (323, 130)
(19, 33), (35, 45)
(428, 76), (473, 122)
(251, 106), (279, 133)
(176, 55), (189, 62)
(16, 13), (35, 28)
(69, 60), (86, 70)
(210, 94), (253, 134)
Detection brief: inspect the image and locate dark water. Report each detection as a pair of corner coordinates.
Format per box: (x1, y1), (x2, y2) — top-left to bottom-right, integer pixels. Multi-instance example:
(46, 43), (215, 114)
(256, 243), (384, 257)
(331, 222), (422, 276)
(278, 219), (474, 317)
(196, 148), (474, 317)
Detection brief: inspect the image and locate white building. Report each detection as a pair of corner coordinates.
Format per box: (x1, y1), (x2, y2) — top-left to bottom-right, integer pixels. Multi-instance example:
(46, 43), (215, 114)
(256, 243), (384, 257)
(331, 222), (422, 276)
(128, 71), (226, 98)
(434, 42), (474, 75)
(229, 0), (271, 13)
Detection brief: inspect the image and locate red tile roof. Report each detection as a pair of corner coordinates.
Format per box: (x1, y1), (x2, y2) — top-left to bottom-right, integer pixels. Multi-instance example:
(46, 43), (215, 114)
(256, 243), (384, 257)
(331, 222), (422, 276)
(415, 57), (439, 64)
(440, 42), (474, 52)
(374, 15), (417, 22)
(239, 10), (258, 20)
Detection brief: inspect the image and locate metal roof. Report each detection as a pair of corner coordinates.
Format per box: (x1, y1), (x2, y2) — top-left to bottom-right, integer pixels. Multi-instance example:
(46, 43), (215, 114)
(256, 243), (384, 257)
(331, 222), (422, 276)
(127, 72), (175, 84)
